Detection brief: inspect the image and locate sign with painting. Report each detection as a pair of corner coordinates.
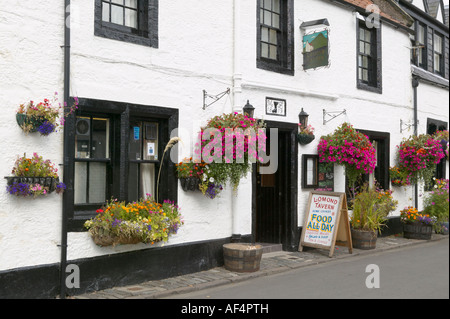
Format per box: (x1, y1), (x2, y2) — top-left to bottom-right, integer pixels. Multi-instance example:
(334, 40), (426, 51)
(302, 30), (329, 70)
(299, 191), (352, 257)
(265, 97), (286, 116)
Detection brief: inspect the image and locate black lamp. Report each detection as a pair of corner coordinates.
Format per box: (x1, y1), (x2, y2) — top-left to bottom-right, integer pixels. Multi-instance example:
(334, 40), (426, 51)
(299, 108), (309, 127)
(243, 100), (255, 118)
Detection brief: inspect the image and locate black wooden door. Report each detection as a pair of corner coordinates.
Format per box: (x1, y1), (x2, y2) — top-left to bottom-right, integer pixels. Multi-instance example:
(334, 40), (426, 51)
(255, 130), (291, 246)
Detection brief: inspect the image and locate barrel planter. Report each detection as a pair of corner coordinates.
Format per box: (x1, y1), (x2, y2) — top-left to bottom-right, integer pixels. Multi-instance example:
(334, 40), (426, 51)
(351, 229), (377, 250)
(403, 223), (432, 240)
(223, 243), (263, 273)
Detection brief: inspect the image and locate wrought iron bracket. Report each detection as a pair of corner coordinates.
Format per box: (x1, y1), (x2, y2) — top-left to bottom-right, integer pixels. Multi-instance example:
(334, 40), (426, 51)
(203, 88), (230, 110)
(323, 109), (346, 125)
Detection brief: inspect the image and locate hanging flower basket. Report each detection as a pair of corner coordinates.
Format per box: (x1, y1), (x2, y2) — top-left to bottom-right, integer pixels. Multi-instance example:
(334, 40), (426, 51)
(297, 133), (315, 145)
(179, 176), (200, 192)
(5, 153), (65, 197)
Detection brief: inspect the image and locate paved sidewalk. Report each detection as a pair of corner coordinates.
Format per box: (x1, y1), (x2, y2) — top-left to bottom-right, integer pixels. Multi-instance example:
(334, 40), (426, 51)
(72, 233), (448, 299)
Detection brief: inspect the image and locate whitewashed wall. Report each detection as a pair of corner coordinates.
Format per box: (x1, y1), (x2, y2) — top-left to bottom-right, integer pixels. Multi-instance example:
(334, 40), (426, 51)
(0, 0), (448, 272)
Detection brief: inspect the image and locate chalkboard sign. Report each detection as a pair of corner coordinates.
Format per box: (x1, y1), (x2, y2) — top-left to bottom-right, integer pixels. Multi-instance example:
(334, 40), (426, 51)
(316, 162), (334, 191)
(299, 191), (352, 257)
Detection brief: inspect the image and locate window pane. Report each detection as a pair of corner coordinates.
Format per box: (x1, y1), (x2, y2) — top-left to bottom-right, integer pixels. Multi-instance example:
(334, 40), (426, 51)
(128, 163), (156, 202)
(261, 42), (269, 58)
(125, 8), (137, 28)
(434, 53), (441, 72)
(269, 44), (277, 59)
(261, 27), (269, 42)
(272, 13), (279, 28)
(363, 69), (368, 82)
(273, 0), (280, 13)
(264, 0), (271, 10)
(125, 0), (137, 8)
(74, 162), (87, 204)
(418, 25), (425, 43)
(269, 29), (277, 44)
(365, 43), (371, 56)
(89, 162), (107, 203)
(111, 5), (124, 25)
(111, 0), (123, 4)
(76, 117), (90, 159)
(92, 118), (109, 159)
(434, 34), (442, 53)
(102, 2), (110, 22)
(264, 10), (271, 25)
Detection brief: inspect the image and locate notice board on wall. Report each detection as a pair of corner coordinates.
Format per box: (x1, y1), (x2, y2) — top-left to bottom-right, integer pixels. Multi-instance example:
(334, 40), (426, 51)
(298, 191), (352, 257)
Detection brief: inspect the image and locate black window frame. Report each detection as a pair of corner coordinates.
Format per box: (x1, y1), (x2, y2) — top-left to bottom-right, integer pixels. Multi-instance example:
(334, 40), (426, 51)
(94, 0), (159, 48)
(433, 30), (444, 76)
(256, 0), (294, 75)
(64, 98), (178, 231)
(356, 19), (382, 94)
(426, 118), (447, 183)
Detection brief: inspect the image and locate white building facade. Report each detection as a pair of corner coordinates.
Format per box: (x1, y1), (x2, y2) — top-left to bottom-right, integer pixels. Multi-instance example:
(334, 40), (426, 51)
(0, 0), (448, 298)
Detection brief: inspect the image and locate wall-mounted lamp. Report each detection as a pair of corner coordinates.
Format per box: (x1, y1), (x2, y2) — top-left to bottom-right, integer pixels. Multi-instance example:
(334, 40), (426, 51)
(298, 108), (309, 127)
(243, 100), (255, 118)
(323, 109), (346, 125)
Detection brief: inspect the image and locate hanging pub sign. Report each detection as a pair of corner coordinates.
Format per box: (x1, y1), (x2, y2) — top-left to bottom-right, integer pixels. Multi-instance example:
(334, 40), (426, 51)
(302, 29), (329, 70)
(299, 191), (352, 257)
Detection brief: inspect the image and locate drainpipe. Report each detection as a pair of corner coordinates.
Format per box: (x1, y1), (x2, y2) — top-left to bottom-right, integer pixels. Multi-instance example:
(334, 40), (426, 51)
(412, 76), (419, 209)
(60, 0), (71, 299)
(231, 0), (242, 242)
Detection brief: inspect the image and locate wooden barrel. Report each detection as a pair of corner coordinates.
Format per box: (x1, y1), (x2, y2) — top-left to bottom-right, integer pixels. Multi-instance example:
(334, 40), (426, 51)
(223, 243), (263, 273)
(351, 229), (377, 250)
(403, 223), (432, 240)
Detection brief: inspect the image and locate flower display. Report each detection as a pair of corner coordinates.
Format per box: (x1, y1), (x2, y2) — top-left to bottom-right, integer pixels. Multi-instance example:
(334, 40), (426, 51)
(317, 122), (376, 185)
(16, 93), (78, 135)
(5, 153), (65, 197)
(423, 178), (449, 232)
(400, 206), (437, 226)
(84, 196), (183, 246)
(297, 123), (315, 145)
(194, 112), (266, 192)
(350, 183), (398, 232)
(396, 134), (445, 187)
(176, 157), (223, 199)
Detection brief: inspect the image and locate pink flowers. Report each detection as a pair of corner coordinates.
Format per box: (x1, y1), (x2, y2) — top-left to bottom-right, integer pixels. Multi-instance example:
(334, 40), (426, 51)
(318, 123), (376, 184)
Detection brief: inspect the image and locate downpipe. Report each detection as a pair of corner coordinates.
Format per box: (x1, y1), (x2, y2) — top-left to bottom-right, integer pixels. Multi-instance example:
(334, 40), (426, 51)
(412, 76), (419, 209)
(60, 0), (71, 299)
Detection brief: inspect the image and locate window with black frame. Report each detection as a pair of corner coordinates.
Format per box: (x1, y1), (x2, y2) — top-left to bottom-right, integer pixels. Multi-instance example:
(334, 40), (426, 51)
(357, 20), (382, 93)
(94, 0), (158, 47)
(433, 32), (444, 76)
(257, 0), (294, 75)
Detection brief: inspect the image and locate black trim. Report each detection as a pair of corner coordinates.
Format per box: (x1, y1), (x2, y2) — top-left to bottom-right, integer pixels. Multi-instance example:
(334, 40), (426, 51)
(356, 19), (383, 94)
(0, 237), (248, 298)
(94, 0), (158, 48)
(256, 0), (295, 75)
(64, 98), (178, 232)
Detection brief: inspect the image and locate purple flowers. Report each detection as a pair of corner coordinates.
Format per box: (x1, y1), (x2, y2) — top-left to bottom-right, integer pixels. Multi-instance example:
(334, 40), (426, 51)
(37, 121), (56, 136)
(7, 182), (32, 197)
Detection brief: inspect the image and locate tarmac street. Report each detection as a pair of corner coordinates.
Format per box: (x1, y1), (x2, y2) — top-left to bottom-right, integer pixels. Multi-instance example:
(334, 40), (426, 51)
(73, 234), (449, 299)
(164, 239), (449, 299)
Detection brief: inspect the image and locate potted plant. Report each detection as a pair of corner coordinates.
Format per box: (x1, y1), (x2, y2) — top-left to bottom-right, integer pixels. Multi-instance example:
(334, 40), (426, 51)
(16, 93), (78, 135)
(196, 112), (266, 193)
(423, 178), (449, 235)
(318, 122), (377, 189)
(400, 206), (436, 240)
(5, 153), (65, 198)
(297, 123), (315, 145)
(396, 134), (445, 188)
(389, 166), (411, 187)
(84, 195), (183, 247)
(350, 183), (398, 249)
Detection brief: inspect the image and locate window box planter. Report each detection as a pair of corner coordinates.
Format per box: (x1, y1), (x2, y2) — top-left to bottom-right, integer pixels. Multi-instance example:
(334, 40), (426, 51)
(5, 176), (60, 193)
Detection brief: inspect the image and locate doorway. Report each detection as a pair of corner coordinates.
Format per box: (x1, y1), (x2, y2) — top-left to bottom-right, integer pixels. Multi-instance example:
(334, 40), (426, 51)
(253, 121), (298, 251)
